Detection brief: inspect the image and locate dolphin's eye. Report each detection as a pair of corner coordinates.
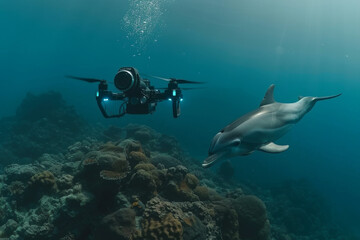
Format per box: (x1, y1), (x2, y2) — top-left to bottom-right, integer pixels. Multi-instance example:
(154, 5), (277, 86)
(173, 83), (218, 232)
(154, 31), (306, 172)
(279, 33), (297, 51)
(232, 140), (240, 146)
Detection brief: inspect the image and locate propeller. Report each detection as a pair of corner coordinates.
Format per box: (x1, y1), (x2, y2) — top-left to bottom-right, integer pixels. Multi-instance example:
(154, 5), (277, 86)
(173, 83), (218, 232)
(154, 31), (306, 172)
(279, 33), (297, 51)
(158, 87), (205, 90)
(65, 75), (106, 83)
(158, 87), (206, 90)
(172, 79), (205, 84)
(182, 87), (206, 90)
(142, 74), (205, 84)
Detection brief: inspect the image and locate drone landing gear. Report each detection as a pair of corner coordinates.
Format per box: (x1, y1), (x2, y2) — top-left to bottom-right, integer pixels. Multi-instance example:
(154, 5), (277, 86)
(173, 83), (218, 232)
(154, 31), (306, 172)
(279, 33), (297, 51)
(172, 98), (181, 118)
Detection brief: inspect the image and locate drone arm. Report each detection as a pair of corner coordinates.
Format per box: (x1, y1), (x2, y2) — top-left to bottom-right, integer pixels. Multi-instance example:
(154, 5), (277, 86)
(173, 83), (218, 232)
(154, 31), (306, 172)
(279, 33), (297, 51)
(153, 89), (183, 118)
(96, 85), (127, 118)
(154, 89), (183, 102)
(155, 91), (171, 101)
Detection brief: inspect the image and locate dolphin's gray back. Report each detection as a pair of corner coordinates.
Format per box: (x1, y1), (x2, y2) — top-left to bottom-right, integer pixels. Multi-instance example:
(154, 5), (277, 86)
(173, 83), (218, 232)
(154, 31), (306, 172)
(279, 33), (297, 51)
(208, 108), (263, 155)
(221, 108), (262, 132)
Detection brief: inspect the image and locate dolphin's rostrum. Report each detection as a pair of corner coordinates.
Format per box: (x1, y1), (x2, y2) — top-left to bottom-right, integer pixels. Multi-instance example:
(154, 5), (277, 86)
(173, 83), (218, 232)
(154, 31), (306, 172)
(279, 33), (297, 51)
(202, 84), (341, 168)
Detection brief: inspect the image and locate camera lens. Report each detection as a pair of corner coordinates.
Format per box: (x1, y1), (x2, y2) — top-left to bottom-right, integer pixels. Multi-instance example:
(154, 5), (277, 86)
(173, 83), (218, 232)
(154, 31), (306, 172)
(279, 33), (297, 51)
(114, 70), (135, 91)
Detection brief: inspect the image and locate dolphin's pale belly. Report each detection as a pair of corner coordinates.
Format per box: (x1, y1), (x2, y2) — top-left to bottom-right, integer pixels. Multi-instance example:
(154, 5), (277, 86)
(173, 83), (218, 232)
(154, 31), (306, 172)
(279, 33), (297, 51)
(236, 112), (294, 145)
(242, 124), (293, 144)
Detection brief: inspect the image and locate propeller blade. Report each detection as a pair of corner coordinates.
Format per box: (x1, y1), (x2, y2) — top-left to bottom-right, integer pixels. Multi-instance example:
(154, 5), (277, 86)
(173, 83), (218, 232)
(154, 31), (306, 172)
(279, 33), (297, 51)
(65, 75), (105, 83)
(182, 87), (206, 90)
(142, 74), (205, 84)
(141, 74), (171, 82)
(157, 87), (206, 90)
(175, 79), (205, 84)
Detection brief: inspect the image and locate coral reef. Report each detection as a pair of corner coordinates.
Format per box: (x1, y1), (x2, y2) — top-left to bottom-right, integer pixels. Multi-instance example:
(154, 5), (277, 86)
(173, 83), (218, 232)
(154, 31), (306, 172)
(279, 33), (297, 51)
(0, 93), (355, 240)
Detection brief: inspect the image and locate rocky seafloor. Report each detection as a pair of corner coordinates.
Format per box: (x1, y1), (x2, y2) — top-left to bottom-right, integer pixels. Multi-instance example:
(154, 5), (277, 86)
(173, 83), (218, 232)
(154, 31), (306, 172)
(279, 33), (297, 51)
(0, 92), (356, 240)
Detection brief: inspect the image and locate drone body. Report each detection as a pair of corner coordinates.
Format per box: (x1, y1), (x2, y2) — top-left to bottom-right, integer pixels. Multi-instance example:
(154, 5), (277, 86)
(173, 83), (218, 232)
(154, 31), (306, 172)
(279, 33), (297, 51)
(67, 67), (203, 118)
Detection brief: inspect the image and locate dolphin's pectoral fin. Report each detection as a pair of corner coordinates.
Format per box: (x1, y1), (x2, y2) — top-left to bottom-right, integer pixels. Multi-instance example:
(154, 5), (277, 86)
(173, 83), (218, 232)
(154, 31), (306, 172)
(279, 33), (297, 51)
(258, 142), (289, 153)
(260, 84), (276, 106)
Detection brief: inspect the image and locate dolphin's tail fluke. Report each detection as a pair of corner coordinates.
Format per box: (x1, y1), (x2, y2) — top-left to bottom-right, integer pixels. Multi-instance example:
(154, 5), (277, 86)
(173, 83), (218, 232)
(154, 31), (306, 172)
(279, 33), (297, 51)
(314, 93), (342, 102)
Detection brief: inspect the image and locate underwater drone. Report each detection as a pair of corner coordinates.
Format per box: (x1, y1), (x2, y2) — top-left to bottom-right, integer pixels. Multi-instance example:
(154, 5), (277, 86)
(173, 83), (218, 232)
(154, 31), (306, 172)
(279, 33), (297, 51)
(66, 67), (204, 118)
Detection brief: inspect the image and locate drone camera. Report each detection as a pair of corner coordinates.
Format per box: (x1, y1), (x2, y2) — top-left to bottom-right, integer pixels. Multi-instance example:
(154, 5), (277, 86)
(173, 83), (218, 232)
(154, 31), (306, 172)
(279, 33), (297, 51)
(114, 67), (140, 92)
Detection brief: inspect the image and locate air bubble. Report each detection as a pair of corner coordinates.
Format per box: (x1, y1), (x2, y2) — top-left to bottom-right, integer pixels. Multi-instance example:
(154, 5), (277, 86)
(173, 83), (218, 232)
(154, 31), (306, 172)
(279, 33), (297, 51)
(122, 0), (168, 52)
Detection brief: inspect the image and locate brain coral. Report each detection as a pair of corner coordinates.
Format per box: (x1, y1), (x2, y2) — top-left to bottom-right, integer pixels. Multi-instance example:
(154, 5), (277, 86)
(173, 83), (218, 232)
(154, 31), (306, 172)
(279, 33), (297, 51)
(193, 186), (210, 201)
(141, 213), (183, 240)
(28, 170), (57, 192)
(129, 169), (157, 198)
(183, 173), (199, 190)
(134, 163), (156, 172)
(82, 147), (130, 181)
(234, 195), (270, 240)
(127, 151), (149, 168)
(95, 208), (136, 240)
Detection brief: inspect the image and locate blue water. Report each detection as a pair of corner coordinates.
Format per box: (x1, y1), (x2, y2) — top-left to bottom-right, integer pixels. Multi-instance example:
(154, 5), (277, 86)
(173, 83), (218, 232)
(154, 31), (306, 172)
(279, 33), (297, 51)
(1, 0), (360, 234)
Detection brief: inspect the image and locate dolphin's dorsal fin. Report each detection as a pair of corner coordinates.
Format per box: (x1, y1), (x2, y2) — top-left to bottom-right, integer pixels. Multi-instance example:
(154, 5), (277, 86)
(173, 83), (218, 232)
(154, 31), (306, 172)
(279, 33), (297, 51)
(260, 84), (276, 106)
(259, 142), (289, 153)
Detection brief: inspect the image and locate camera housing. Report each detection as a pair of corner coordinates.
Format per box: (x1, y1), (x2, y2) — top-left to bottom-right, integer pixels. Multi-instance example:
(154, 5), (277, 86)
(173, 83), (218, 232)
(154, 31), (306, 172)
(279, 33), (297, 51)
(113, 67), (156, 115)
(114, 67), (141, 93)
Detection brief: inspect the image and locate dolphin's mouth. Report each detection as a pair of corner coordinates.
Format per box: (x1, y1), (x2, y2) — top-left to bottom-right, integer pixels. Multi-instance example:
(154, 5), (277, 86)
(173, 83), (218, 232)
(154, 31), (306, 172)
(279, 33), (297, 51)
(202, 152), (227, 168)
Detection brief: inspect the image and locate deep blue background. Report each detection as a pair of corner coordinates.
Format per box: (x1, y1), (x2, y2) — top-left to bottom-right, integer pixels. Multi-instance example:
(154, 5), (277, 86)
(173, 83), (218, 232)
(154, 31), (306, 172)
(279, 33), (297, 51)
(1, 0), (359, 233)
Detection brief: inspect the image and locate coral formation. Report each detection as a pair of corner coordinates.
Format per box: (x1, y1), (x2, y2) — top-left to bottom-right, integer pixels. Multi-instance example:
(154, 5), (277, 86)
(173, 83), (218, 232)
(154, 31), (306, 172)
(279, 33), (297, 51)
(7, 181), (26, 197)
(57, 174), (74, 190)
(127, 151), (149, 168)
(4, 164), (39, 182)
(129, 169), (158, 199)
(151, 153), (182, 168)
(141, 213), (183, 240)
(124, 140), (144, 156)
(183, 173), (199, 189)
(214, 200), (240, 240)
(134, 163), (156, 172)
(95, 208), (137, 240)
(193, 186), (210, 201)
(234, 195), (270, 240)
(28, 170), (57, 192)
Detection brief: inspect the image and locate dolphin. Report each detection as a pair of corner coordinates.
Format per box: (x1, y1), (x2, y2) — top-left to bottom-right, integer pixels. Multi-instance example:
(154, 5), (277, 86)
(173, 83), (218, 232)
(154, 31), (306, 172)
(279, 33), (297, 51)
(202, 84), (341, 168)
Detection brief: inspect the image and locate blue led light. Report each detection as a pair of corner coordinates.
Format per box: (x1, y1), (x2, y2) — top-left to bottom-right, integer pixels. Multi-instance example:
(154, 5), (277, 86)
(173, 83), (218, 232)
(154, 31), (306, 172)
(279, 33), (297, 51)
(103, 98), (109, 102)
(172, 90), (176, 96)
(96, 91), (99, 97)
(180, 98), (183, 102)
(168, 98), (172, 101)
